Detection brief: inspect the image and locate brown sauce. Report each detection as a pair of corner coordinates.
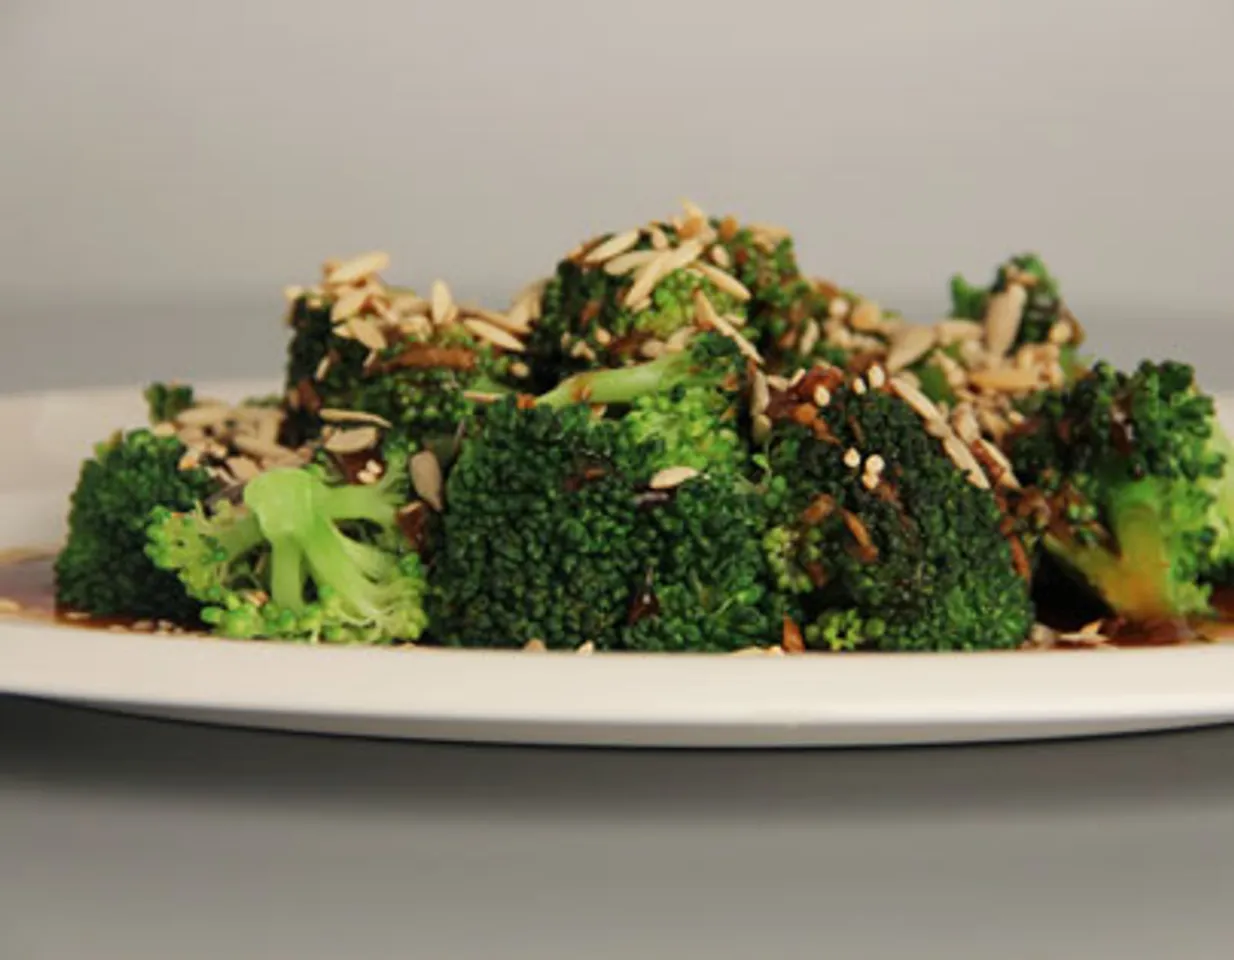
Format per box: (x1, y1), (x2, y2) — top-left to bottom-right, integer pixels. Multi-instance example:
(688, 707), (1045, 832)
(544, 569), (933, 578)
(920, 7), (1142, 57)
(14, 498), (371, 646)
(1, 549), (1232, 650)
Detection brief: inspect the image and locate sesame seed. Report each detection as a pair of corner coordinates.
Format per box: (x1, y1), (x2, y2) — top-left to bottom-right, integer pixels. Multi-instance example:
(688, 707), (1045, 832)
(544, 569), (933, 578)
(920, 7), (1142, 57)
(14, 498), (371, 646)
(867, 365), (887, 389)
(861, 474), (880, 491)
(865, 454), (886, 476)
(843, 448), (862, 469)
(852, 378), (868, 395)
(813, 385), (832, 407)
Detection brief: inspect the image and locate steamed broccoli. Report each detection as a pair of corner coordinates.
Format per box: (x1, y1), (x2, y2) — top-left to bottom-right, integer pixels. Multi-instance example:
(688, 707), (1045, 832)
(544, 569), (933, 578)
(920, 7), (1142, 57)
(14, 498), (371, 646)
(146, 461), (428, 644)
(55, 429), (220, 621)
(1008, 359), (1234, 622)
(283, 291), (522, 451)
(527, 216), (752, 390)
(539, 332), (750, 472)
(761, 366), (1034, 651)
(432, 398), (778, 651)
(144, 382), (196, 425)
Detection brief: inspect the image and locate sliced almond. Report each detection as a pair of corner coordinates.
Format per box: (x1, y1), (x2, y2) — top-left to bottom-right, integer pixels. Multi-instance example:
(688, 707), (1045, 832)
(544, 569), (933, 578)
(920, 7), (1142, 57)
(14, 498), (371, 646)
(885, 326), (937, 372)
(984, 283), (1029, 357)
(603, 250), (658, 276)
(976, 438), (1020, 489)
(798, 318), (821, 358)
(639, 339), (666, 359)
(410, 450), (444, 510)
(751, 371), (771, 416)
(463, 317), (526, 353)
(693, 291), (762, 362)
(524, 638), (548, 652)
(175, 404), (233, 428)
(646, 225), (669, 250)
(225, 456), (262, 482)
(498, 300), (534, 334)
(968, 365), (1043, 393)
(430, 279), (453, 326)
(346, 317), (388, 352)
(623, 257), (667, 310)
(319, 408), (393, 428)
(936, 319), (984, 344)
(649, 465), (700, 490)
(848, 299), (883, 332)
(692, 261), (752, 302)
(391, 292), (430, 316)
(952, 405), (981, 445)
(656, 238), (704, 276)
(942, 435), (990, 489)
(151, 422), (178, 438)
(751, 413), (773, 443)
(327, 251), (390, 286)
(323, 426), (380, 455)
(708, 244), (732, 268)
(583, 229), (641, 265)
(331, 286), (371, 323)
(889, 376), (946, 425)
(665, 327), (695, 353)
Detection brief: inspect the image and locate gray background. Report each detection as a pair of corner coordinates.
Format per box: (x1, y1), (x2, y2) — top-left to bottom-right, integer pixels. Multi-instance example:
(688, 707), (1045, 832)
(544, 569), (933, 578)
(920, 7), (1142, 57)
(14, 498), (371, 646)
(2, 1), (1234, 958)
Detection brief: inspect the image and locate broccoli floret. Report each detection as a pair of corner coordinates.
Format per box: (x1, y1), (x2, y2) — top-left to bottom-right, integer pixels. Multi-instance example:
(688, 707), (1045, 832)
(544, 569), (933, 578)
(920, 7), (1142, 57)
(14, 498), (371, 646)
(144, 382), (196, 425)
(762, 367), (1034, 651)
(283, 290), (522, 451)
(527, 217), (751, 390)
(432, 398), (778, 651)
(147, 462), (429, 644)
(1008, 359), (1234, 621)
(539, 332), (750, 472)
(55, 428), (220, 621)
(950, 254), (1084, 350)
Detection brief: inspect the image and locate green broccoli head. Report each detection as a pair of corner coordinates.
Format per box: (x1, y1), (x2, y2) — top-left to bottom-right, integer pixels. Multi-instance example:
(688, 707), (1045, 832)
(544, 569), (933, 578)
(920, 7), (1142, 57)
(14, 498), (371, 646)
(1008, 359), (1233, 621)
(144, 382), (196, 425)
(432, 397), (778, 651)
(55, 428), (220, 621)
(762, 367), (1034, 651)
(539, 332), (751, 472)
(527, 215), (753, 390)
(950, 253), (1084, 350)
(283, 285), (527, 451)
(146, 463), (429, 644)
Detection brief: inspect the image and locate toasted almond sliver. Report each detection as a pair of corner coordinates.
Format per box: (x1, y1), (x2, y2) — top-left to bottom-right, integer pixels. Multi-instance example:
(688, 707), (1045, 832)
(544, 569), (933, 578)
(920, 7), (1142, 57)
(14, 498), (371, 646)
(623, 257), (667, 310)
(347, 318), (388, 352)
(942, 435), (991, 489)
(326, 251), (390, 286)
(604, 250), (658, 276)
(410, 450), (444, 511)
(886, 326), (938, 373)
(225, 456), (262, 482)
(391, 292), (430, 316)
(889, 376), (946, 424)
(968, 365), (1043, 393)
(524, 638), (548, 652)
(692, 261), (752, 302)
(657, 238), (704, 276)
(798, 318), (821, 358)
(936, 319), (985, 344)
(708, 244), (732, 268)
(319, 408), (393, 428)
(175, 404), (232, 427)
(331, 286), (370, 323)
(323, 426), (380, 455)
(646, 225), (669, 250)
(751, 371), (771, 417)
(151, 422), (178, 438)
(431, 280), (453, 326)
(649, 466), (700, 490)
(849, 299), (883, 332)
(985, 283), (1029, 357)
(463, 317), (526, 353)
(583, 229), (641, 265)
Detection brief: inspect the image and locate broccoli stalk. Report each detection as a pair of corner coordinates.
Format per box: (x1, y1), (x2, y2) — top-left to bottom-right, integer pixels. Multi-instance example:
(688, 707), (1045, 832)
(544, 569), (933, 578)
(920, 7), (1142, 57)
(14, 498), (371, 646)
(147, 466), (429, 644)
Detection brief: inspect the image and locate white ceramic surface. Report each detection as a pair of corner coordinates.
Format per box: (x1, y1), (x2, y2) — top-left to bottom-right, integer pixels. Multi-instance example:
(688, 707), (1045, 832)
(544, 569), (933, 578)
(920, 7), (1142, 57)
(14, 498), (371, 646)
(1, 380), (1232, 748)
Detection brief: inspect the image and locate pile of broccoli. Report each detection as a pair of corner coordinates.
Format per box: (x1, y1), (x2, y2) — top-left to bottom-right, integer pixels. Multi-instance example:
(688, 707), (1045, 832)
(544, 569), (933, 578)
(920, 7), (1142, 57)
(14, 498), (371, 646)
(52, 202), (1234, 652)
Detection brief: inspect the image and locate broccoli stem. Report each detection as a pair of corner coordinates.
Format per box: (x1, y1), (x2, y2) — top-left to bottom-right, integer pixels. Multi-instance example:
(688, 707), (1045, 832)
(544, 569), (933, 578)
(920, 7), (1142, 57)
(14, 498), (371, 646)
(538, 351), (689, 408)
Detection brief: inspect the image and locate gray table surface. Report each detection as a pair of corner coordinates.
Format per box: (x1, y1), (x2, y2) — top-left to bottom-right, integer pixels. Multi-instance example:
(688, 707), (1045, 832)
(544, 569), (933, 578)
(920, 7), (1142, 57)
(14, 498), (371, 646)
(2, 310), (1233, 960)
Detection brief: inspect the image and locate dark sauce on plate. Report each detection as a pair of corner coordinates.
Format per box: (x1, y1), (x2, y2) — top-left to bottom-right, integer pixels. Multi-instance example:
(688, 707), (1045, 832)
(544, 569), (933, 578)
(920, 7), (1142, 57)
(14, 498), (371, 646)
(1, 550), (1232, 649)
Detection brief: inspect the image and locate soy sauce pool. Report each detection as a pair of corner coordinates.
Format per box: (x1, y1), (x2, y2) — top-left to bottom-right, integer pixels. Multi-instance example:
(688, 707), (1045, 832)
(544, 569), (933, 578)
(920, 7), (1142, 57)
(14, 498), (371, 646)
(0, 549), (1232, 648)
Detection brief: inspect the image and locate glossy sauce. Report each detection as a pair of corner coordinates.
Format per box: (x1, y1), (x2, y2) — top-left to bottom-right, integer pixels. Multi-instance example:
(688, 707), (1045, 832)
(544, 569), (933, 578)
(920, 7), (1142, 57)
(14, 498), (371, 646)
(0, 551), (1232, 649)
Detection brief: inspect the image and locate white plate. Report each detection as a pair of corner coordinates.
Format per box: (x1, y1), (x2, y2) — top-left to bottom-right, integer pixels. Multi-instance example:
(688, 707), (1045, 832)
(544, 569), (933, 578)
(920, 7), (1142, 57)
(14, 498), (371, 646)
(1, 380), (1233, 748)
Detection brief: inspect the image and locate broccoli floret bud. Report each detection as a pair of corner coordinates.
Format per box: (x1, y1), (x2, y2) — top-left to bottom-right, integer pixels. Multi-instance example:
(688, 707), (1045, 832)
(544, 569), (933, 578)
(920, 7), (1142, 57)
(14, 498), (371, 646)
(539, 333), (749, 472)
(55, 428), (219, 621)
(147, 465), (429, 644)
(144, 382), (196, 425)
(763, 367), (1034, 651)
(433, 398), (778, 651)
(1008, 359), (1234, 620)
